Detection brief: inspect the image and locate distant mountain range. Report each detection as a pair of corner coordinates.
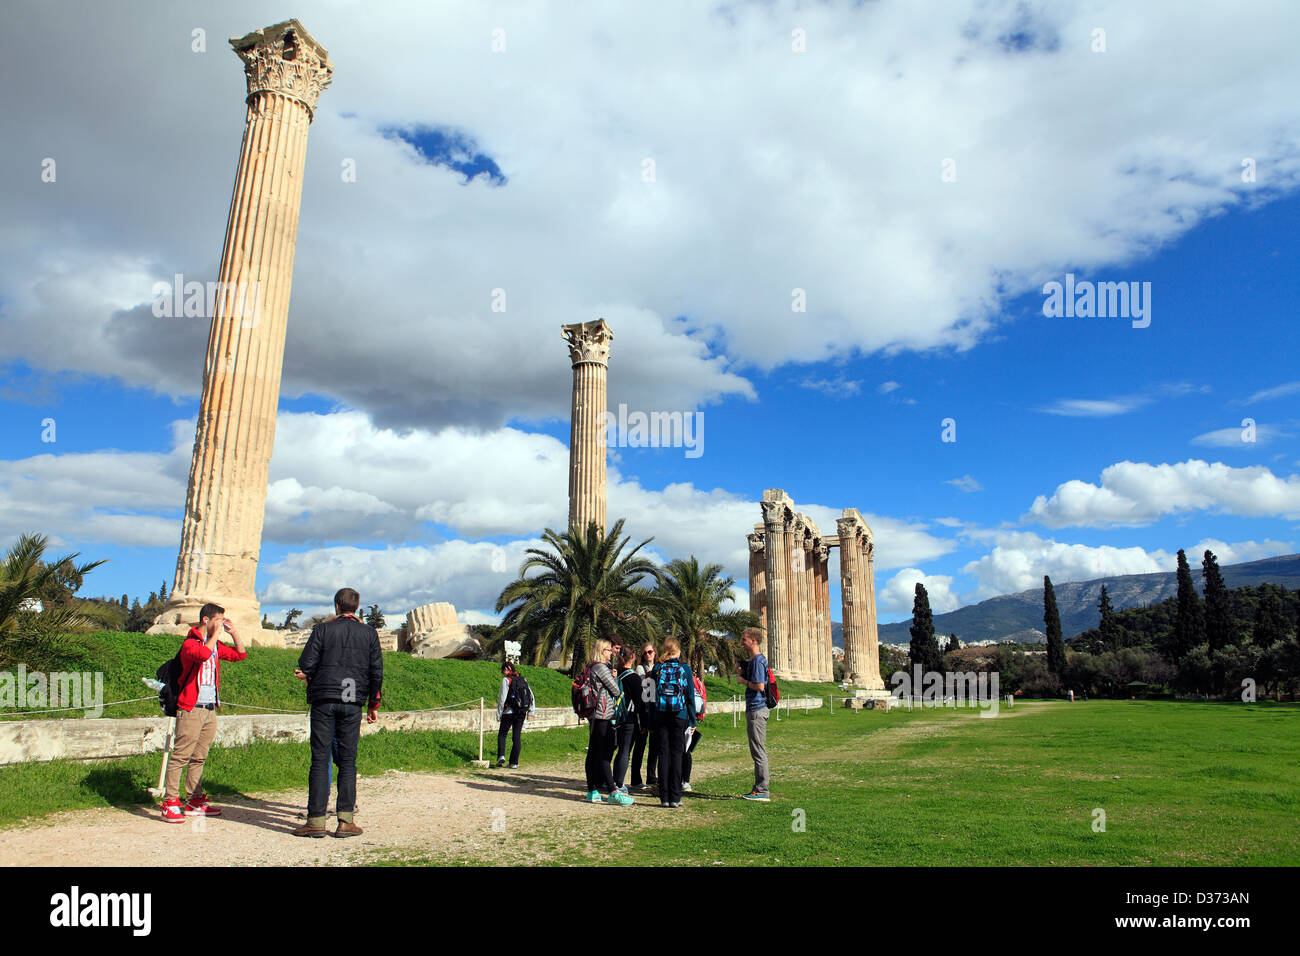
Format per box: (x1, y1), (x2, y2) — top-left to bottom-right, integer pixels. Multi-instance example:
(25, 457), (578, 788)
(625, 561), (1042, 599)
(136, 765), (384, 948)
(829, 553), (1300, 646)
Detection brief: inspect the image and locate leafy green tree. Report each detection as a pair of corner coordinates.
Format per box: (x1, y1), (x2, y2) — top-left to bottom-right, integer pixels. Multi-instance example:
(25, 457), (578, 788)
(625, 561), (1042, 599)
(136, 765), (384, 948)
(945, 633), (960, 654)
(365, 604), (386, 629)
(282, 608), (303, 630)
(908, 583), (943, 673)
(0, 534), (107, 668)
(653, 556), (757, 675)
(495, 519), (661, 675)
(1043, 575), (1066, 675)
(1097, 584), (1120, 652)
(1252, 586), (1291, 648)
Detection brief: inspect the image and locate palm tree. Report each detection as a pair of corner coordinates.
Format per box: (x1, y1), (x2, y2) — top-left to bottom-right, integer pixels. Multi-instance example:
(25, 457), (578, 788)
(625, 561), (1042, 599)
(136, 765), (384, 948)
(494, 519), (661, 675)
(0, 533), (106, 667)
(654, 556), (758, 675)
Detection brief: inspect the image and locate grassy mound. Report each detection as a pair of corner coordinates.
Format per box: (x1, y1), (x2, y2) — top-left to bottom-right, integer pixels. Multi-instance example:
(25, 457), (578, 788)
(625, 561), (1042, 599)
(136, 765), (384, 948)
(1, 630), (841, 720)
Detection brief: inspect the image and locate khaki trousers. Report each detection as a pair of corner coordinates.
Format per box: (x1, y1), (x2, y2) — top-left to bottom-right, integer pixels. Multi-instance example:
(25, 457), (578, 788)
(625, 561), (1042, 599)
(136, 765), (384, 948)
(165, 706), (218, 801)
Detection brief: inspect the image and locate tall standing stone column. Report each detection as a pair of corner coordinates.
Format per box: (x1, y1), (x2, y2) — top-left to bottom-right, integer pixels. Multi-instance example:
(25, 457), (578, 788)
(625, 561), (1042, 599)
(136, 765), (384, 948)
(761, 491), (793, 678)
(789, 515), (809, 681)
(150, 20), (332, 641)
(562, 319), (613, 537)
(816, 542), (831, 680)
(857, 530), (885, 689)
(747, 530), (768, 656)
(801, 528), (817, 682)
(837, 510), (885, 690)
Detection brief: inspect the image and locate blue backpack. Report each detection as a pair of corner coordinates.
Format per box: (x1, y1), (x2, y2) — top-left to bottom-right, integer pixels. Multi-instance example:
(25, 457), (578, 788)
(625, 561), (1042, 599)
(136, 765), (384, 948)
(655, 660), (688, 714)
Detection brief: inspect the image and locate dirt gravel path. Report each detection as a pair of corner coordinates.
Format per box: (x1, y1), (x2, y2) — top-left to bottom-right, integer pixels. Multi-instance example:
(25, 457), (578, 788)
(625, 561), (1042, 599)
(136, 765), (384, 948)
(0, 763), (641, 867)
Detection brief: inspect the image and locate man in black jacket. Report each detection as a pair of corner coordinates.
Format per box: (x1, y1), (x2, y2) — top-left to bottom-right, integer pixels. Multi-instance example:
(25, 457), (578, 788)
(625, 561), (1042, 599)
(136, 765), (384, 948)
(291, 587), (383, 838)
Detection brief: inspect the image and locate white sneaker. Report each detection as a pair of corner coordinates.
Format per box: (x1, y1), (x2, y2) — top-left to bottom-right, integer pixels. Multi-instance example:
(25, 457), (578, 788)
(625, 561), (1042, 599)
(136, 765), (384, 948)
(682, 782), (693, 792)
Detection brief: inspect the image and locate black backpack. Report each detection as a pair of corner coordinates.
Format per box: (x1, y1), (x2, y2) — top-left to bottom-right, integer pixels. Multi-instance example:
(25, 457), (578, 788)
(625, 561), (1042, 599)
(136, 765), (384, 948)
(507, 673), (534, 713)
(155, 646), (184, 717)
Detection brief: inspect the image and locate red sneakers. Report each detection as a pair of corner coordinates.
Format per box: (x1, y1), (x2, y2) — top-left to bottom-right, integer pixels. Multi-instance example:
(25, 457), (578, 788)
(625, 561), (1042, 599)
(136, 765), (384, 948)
(161, 798), (186, 823)
(184, 793), (222, 817)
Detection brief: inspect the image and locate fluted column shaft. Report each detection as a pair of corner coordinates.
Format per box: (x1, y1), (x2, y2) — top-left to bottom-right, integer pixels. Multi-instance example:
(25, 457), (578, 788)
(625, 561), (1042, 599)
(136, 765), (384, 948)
(801, 536), (816, 681)
(760, 500), (791, 678)
(153, 21), (332, 638)
(747, 533), (768, 657)
(857, 537), (885, 689)
(838, 526), (869, 685)
(563, 319), (613, 537)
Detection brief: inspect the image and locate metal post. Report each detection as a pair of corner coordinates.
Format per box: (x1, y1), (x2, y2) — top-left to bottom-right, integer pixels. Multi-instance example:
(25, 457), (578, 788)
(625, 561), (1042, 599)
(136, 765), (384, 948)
(470, 697), (489, 767)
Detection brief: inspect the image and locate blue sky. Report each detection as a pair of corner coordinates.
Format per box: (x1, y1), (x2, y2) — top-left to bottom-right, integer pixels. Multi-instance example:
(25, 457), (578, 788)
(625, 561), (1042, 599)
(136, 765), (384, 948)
(1, 0), (1298, 628)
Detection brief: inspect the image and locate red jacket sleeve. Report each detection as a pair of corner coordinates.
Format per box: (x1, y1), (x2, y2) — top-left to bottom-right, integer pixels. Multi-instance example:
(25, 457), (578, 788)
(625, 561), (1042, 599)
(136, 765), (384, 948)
(179, 638), (216, 666)
(217, 643), (247, 662)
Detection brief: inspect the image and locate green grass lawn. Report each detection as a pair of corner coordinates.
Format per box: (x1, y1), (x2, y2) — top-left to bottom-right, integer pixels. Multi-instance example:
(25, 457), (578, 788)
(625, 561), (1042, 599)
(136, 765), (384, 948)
(3, 695), (1295, 866)
(1, 630), (841, 720)
(381, 699), (1300, 866)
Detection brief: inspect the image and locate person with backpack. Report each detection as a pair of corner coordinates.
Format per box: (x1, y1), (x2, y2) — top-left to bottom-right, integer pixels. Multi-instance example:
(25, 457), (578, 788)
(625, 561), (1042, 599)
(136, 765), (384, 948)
(495, 661), (535, 768)
(630, 641), (659, 792)
(576, 638), (632, 805)
(159, 603), (248, 823)
(648, 637), (697, 808)
(291, 587), (384, 838)
(611, 645), (645, 793)
(736, 629), (771, 801)
(681, 671), (708, 792)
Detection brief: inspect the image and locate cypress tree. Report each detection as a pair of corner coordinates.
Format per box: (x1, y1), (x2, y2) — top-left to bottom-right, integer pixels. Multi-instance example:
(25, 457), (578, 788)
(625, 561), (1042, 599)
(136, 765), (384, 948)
(1202, 550), (1233, 653)
(1097, 584), (1118, 650)
(945, 633), (960, 654)
(909, 583), (943, 672)
(1172, 549), (1204, 660)
(160, 579), (168, 603)
(1043, 575), (1066, 674)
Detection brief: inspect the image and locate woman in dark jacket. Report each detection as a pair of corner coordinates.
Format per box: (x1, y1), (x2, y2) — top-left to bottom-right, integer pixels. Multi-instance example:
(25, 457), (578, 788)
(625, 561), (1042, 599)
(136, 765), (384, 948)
(648, 637), (697, 808)
(611, 645), (645, 793)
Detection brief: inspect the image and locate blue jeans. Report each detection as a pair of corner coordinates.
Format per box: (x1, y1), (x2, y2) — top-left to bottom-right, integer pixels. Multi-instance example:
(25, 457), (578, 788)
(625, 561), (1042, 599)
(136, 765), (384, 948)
(308, 701), (362, 824)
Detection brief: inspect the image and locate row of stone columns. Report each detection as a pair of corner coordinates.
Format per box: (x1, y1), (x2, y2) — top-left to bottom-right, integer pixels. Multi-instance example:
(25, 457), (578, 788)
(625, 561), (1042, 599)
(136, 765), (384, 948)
(748, 490), (885, 689)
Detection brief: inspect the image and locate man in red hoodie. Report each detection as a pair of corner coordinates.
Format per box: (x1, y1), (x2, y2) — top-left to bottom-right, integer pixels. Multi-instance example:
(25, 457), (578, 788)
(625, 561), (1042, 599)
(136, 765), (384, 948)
(160, 602), (248, 823)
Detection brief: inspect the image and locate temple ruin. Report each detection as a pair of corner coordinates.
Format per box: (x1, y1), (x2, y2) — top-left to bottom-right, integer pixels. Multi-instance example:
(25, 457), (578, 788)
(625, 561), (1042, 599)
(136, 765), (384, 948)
(748, 489), (887, 690)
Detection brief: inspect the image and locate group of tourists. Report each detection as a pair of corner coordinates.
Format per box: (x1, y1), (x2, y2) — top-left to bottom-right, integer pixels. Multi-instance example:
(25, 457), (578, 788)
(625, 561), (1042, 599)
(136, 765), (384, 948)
(495, 629), (773, 806)
(155, 590), (770, 835)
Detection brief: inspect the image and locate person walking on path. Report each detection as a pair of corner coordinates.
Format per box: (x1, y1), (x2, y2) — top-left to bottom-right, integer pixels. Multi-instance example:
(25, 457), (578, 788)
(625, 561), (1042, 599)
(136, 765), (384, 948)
(495, 661), (535, 768)
(160, 603), (247, 823)
(736, 630), (771, 801)
(583, 638), (633, 806)
(649, 637), (697, 808)
(292, 587), (383, 838)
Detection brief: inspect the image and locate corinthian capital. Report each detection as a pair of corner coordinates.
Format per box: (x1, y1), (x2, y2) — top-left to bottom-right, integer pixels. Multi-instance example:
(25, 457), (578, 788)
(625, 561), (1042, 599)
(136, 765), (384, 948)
(231, 19), (333, 118)
(561, 318), (614, 366)
(760, 498), (789, 529)
(747, 533), (766, 554)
